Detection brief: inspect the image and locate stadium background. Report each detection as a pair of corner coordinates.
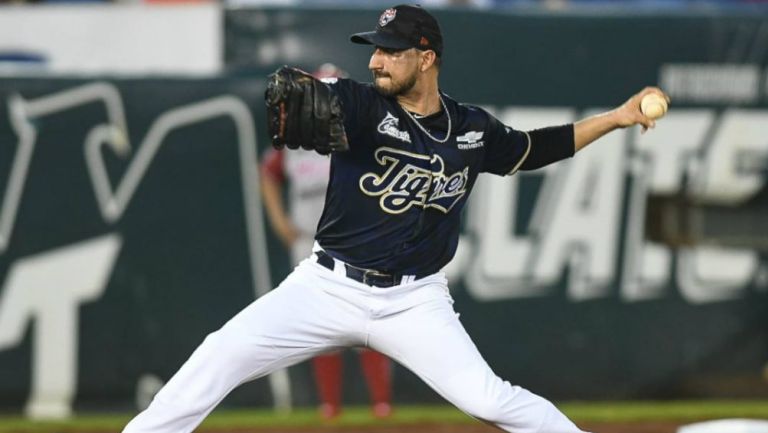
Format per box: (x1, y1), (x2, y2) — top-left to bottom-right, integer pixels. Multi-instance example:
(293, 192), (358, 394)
(0, 1), (767, 432)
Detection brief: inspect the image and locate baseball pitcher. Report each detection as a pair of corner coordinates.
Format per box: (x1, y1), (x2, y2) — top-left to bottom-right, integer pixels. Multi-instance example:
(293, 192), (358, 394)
(122, 4), (669, 433)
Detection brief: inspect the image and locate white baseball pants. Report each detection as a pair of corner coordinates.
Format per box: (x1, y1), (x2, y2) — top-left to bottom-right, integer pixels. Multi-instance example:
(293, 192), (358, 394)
(122, 255), (589, 433)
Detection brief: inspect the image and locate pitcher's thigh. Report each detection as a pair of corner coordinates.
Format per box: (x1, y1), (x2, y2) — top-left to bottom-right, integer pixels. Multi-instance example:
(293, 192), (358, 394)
(156, 269), (360, 413)
(368, 300), (586, 433)
(217, 269), (365, 381)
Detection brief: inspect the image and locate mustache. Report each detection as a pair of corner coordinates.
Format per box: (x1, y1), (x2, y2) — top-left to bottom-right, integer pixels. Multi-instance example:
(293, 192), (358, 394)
(373, 72), (391, 79)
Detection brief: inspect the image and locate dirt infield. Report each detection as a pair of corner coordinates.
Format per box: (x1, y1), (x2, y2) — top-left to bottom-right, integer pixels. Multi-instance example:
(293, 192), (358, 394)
(199, 421), (684, 433)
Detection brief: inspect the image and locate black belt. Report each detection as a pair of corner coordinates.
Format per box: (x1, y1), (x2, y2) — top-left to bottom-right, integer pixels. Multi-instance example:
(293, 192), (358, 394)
(315, 250), (410, 288)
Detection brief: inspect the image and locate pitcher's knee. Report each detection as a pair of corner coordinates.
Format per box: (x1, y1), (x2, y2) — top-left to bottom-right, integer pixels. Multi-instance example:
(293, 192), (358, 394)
(456, 396), (505, 422)
(450, 381), (552, 427)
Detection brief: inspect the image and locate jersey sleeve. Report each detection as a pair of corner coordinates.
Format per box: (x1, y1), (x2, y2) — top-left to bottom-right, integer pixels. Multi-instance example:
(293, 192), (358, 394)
(481, 111), (532, 176)
(519, 124), (575, 170)
(324, 78), (375, 141)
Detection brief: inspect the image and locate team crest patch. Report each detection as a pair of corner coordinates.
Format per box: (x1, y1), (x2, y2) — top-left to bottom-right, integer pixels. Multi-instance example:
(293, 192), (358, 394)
(377, 112), (411, 143)
(379, 8), (396, 27)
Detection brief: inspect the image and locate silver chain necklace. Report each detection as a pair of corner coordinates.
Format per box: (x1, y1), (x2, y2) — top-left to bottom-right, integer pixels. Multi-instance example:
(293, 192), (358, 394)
(401, 95), (452, 144)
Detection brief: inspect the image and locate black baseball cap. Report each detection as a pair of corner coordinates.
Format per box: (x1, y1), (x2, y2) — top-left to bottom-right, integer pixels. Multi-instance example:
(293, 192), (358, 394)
(350, 4), (443, 57)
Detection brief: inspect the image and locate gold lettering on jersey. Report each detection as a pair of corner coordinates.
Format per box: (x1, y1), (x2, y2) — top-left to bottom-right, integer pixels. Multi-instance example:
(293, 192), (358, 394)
(359, 147), (469, 214)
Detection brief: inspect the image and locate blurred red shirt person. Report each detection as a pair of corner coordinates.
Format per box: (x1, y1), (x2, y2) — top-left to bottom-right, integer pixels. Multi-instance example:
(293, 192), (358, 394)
(260, 63), (393, 419)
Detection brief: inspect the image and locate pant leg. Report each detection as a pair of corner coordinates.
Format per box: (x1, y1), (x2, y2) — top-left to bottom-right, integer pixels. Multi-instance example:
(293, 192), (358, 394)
(368, 287), (589, 433)
(123, 263), (364, 433)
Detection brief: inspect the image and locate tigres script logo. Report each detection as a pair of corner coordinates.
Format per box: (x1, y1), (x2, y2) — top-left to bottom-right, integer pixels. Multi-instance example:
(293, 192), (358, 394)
(377, 112), (411, 143)
(359, 147), (469, 214)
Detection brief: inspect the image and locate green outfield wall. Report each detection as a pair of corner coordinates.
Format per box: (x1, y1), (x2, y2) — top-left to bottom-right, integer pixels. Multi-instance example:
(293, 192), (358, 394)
(0, 7), (767, 418)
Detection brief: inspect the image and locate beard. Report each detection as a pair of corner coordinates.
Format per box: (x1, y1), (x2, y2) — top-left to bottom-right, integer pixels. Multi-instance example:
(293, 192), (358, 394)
(373, 70), (418, 97)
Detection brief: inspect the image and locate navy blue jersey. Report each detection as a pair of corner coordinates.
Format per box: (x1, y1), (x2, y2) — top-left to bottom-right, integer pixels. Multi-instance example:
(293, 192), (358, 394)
(315, 78), (530, 276)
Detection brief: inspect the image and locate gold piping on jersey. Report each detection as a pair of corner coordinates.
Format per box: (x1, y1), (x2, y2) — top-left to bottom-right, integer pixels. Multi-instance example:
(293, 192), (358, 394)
(506, 130), (532, 176)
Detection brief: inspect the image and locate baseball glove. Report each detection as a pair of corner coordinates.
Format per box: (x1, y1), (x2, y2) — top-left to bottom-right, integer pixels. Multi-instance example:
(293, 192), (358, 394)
(265, 66), (349, 155)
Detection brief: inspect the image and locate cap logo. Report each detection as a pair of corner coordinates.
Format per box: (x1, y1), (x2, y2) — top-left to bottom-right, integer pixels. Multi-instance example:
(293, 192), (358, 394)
(379, 8), (396, 27)
(419, 36), (429, 46)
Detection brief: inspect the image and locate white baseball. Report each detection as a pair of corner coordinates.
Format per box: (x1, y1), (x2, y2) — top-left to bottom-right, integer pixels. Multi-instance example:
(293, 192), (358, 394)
(640, 93), (668, 120)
